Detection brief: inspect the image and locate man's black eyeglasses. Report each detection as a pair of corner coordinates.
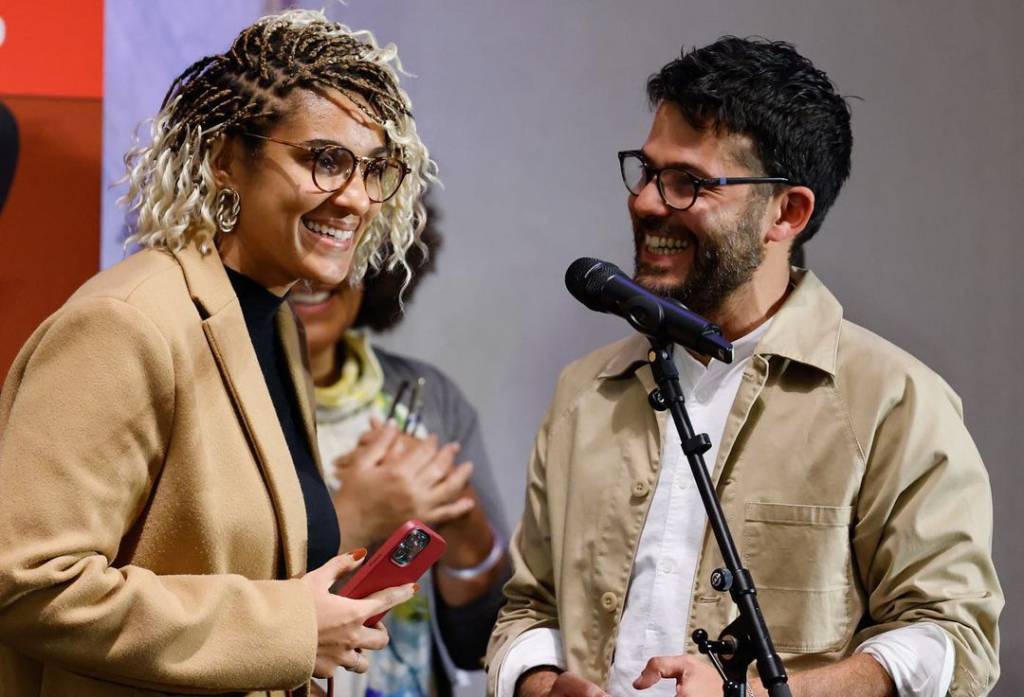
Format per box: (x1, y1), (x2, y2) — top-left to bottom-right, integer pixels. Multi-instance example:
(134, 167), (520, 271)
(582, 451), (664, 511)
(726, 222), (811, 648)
(618, 150), (790, 211)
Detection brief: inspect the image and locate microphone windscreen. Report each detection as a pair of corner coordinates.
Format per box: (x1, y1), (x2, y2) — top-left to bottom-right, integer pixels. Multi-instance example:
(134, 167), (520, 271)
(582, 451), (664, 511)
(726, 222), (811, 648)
(565, 257), (602, 300)
(566, 257), (618, 312)
(583, 260), (623, 297)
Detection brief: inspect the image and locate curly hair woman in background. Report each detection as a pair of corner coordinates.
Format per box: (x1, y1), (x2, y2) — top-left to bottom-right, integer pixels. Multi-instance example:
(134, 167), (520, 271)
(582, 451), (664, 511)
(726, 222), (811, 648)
(290, 201), (512, 697)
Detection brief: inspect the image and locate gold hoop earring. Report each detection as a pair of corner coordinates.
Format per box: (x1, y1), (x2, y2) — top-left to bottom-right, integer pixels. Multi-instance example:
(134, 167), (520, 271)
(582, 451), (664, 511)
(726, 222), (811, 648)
(214, 188), (240, 234)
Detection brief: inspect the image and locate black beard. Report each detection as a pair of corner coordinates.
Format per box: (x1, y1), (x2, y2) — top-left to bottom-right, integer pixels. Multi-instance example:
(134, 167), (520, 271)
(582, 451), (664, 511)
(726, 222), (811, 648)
(632, 201), (766, 316)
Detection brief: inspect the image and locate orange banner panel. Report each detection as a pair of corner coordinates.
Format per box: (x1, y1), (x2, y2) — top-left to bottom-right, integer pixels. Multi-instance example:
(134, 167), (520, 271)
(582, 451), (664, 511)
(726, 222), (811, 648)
(0, 96), (102, 378)
(0, 2), (103, 98)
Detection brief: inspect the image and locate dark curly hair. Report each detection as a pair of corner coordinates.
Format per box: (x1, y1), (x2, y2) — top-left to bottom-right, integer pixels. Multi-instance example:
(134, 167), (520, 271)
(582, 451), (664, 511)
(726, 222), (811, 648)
(353, 195), (442, 332)
(647, 36), (853, 246)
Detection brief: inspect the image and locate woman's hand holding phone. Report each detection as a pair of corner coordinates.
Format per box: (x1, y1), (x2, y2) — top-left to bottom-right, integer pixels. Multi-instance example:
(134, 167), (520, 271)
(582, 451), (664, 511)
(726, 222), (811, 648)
(337, 520), (447, 626)
(301, 548), (416, 677)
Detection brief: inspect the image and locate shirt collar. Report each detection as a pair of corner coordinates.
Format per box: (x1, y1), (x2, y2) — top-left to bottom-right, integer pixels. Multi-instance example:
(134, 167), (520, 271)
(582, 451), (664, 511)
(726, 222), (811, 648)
(754, 268), (842, 376)
(596, 268), (843, 381)
(224, 265), (285, 334)
(674, 315), (773, 388)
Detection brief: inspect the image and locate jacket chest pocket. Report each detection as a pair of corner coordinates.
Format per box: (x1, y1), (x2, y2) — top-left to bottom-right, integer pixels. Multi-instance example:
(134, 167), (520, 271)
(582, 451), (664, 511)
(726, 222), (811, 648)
(741, 501), (858, 654)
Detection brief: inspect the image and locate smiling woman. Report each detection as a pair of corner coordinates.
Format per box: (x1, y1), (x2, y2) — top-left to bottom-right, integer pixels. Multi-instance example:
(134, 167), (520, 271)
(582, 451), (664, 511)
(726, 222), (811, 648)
(0, 9), (436, 697)
(121, 10), (433, 288)
(213, 87), (396, 294)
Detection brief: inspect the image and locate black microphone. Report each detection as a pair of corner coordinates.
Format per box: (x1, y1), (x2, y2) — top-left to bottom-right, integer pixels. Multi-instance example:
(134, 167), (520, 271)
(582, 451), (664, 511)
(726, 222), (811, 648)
(565, 257), (734, 363)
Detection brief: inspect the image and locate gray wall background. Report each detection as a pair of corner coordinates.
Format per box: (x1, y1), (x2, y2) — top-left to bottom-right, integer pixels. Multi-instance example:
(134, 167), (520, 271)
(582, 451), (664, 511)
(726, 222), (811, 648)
(103, 0), (1023, 691)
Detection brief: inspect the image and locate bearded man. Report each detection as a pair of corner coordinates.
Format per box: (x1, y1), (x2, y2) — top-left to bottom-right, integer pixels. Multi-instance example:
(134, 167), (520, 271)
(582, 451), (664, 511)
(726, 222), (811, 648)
(485, 37), (1001, 697)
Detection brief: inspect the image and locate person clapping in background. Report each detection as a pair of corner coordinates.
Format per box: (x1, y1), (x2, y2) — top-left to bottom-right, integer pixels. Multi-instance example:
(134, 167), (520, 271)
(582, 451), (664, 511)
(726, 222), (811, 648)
(290, 205), (510, 697)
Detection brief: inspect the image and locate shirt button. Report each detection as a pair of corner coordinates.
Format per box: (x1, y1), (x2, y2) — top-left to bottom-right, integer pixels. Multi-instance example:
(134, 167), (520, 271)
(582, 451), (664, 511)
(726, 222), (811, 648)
(632, 479), (651, 498)
(600, 591), (618, 612)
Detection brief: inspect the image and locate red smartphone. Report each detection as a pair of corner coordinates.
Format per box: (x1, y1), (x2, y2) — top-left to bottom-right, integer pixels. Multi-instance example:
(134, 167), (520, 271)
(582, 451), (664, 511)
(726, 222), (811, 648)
(337, 519), (447, 626)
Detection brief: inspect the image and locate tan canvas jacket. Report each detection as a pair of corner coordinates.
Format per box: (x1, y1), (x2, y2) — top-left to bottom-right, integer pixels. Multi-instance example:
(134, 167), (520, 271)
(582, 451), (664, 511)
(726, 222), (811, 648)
(487, 270), (1002, 697)
(0, 244), (322, 696)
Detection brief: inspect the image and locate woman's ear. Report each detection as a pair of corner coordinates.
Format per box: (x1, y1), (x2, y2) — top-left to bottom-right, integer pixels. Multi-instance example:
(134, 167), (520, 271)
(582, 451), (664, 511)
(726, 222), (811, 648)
(765, 185), (815, 244)
(208, 134), (238, 189)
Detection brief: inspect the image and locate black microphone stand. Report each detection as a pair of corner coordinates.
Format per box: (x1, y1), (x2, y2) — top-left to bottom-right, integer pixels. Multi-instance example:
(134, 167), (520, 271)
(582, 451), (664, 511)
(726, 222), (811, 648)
(645, 338), (792, 697)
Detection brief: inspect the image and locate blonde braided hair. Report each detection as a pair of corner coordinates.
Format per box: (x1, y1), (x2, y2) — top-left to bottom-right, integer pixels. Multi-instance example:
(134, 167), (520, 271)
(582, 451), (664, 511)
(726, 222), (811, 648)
(120, 9), (436, 285)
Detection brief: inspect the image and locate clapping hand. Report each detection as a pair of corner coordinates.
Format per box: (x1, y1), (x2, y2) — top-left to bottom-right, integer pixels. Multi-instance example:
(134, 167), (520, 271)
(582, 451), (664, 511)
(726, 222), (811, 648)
(332, 419), (476, 550)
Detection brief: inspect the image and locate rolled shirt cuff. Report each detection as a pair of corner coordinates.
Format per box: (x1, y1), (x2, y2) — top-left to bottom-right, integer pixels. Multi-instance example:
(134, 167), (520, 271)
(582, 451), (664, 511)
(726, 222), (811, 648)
(495, 627), (566, 697)
(855, 622), (954, 697)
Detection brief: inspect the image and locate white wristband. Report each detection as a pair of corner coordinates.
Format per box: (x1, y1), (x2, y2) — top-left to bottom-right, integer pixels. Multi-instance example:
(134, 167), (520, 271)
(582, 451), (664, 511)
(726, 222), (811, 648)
(439, 529), (505, 580)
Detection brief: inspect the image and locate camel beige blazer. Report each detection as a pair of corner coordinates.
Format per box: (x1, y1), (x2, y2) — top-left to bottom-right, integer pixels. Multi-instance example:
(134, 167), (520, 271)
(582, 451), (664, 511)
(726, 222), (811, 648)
(0, 243), (323, 695)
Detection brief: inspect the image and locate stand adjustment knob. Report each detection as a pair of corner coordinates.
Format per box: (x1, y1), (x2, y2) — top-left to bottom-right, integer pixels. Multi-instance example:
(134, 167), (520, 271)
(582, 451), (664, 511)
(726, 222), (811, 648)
(692, 628), (738, 657)
(648, 389), (667, 411)
(711, 567), (734, 592)
(682, 434), (712, 455)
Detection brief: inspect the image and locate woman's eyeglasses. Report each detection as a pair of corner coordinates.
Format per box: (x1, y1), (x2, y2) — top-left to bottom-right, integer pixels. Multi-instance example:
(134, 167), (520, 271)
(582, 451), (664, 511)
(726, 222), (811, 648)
(618, 150), (790, 211)
(244, 132), (410, 203)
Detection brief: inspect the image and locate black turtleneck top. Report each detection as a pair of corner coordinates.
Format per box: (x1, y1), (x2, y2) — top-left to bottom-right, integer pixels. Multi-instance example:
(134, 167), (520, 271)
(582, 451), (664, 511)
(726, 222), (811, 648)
(225, 267), (340, 573)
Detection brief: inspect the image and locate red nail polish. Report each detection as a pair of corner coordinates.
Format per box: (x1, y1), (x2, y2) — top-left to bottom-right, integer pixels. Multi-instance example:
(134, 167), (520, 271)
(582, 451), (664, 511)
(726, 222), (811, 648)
(351, 547), (367, 561)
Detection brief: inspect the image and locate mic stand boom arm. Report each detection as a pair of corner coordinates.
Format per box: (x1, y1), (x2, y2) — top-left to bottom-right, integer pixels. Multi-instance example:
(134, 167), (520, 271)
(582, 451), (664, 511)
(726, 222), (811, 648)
(646, 338), (792, 697)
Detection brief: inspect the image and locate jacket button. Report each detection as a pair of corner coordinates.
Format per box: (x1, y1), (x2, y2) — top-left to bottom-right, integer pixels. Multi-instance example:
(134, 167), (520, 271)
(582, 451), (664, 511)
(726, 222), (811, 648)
(632, 480), (650, 498)
(600, 591), (618, 612)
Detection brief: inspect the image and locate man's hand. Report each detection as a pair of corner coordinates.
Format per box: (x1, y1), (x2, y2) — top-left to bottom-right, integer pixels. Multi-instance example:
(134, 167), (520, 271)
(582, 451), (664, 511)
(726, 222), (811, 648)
(332, 420), (475, 549)
(634, 652), (898, 697)
(551, 672), (611, 697)
(516, 668), (608, 697)
(633, 655), (722, 697)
